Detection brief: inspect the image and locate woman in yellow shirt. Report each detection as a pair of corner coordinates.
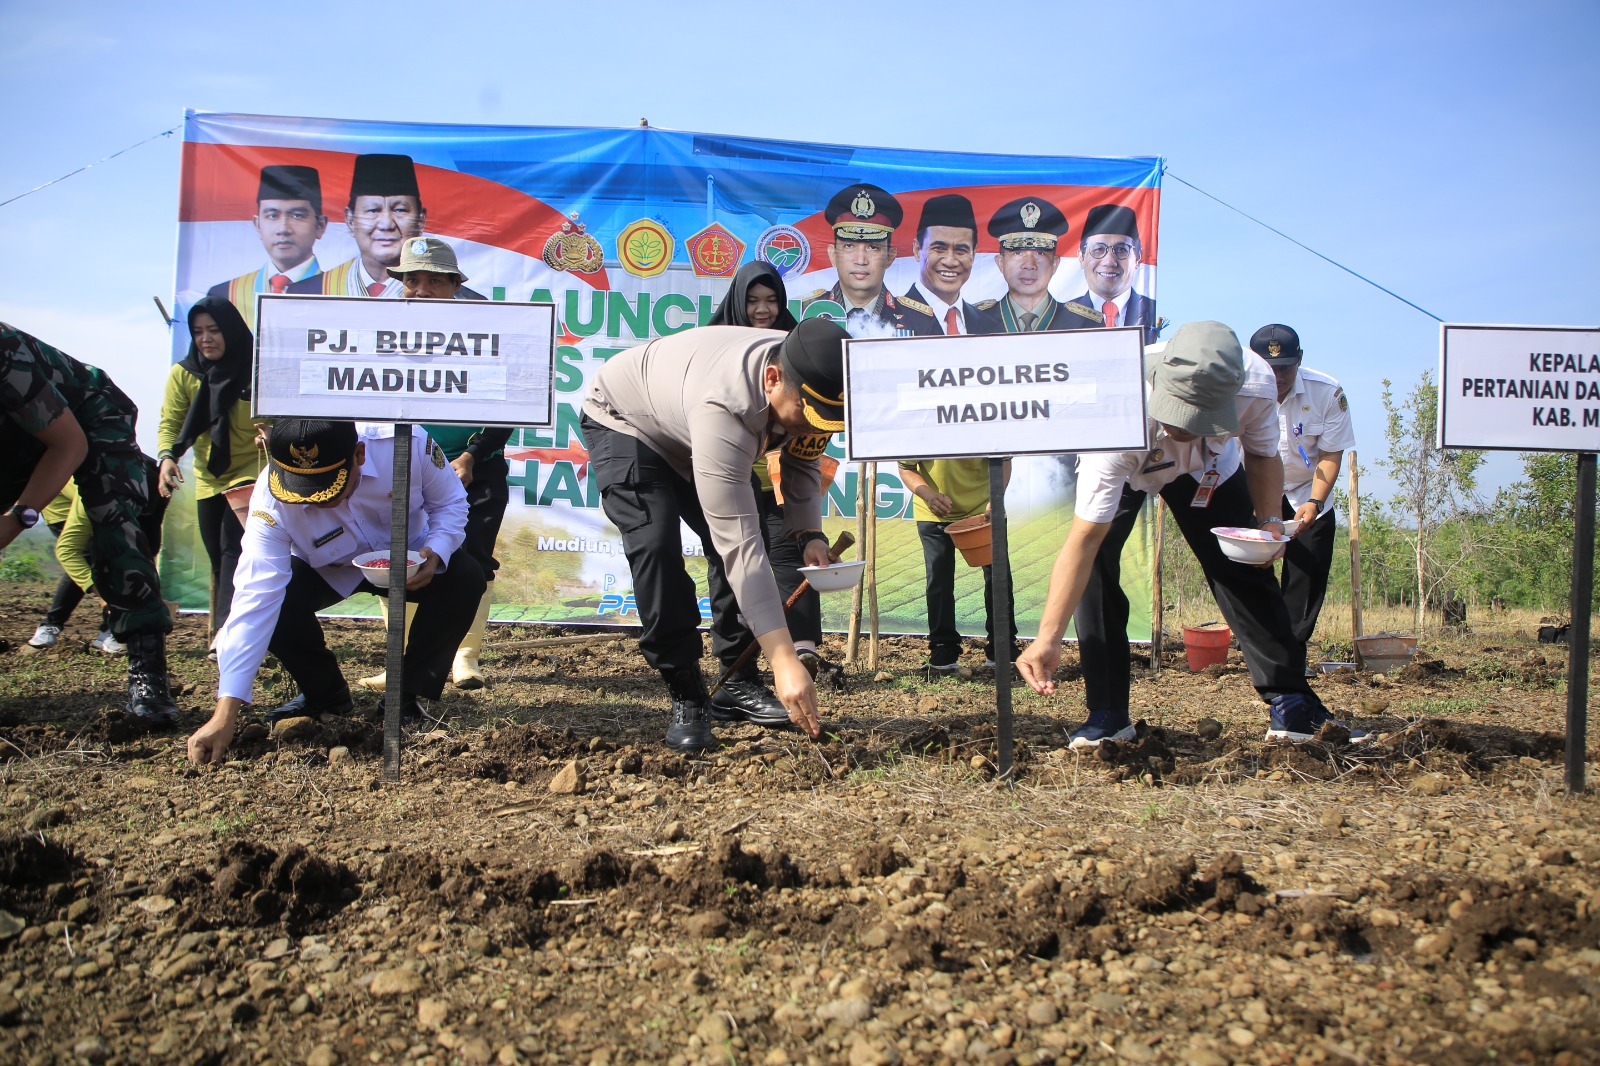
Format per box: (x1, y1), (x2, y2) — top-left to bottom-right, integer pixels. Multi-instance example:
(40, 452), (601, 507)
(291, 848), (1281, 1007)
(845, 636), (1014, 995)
(157, 297), (264, 648)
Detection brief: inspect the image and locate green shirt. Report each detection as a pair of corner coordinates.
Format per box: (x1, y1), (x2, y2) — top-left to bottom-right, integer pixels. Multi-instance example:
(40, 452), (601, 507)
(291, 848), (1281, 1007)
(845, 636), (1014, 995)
(899, 457), (994, 523)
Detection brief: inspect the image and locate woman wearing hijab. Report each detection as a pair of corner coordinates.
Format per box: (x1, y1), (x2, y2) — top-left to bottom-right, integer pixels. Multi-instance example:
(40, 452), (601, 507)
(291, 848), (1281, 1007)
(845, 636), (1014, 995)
(157, 296), (266, 647)
(704, 263), (837, 682)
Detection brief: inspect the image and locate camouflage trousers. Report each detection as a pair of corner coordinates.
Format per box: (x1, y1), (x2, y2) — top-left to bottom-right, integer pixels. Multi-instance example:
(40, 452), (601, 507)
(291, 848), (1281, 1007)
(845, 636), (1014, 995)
(2, 427), (170, 638)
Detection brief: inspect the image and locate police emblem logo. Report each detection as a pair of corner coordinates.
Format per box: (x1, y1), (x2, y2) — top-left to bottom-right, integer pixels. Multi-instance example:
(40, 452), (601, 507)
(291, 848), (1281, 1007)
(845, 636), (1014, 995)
(410, 238), (429, 256)
(1268, 341), (1282, 356)
(289, 443), (320, 468)
(616, 219), (674, 279)
(686, 222), (747, 278)
(754, 225), (811, 277)
(850, 189), (876, 219)
(541, 212), (605, 275)
(1021, 202), (1041, 230)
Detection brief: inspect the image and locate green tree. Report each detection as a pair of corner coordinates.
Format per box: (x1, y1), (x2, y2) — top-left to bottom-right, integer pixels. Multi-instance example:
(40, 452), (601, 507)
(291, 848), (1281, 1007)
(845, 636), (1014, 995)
(1490, 451), (1600, 614)
(1378, 370), (1485, 634)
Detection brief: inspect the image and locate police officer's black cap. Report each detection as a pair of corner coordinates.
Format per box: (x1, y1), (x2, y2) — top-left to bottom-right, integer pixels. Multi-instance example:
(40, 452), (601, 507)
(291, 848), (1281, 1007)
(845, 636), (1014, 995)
(987, 196), (1069, 251)
(1082, 204), (1140, 244)
(258, 165), (323, 214)
(1249, 323), (1303, 367)
(824, 184), (902, 242)
(349, 154), (420, 201)
(916, 194), (977, 237)
(779, 319), (849, 432)
(267, 418), (359, 505)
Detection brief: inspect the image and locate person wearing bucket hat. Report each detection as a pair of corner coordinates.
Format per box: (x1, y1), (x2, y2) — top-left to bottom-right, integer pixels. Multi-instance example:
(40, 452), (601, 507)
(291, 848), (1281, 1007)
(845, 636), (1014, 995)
(1251, 323), (1356, 646)
(800, 183), (934, 337)
(290, 153), (425, 298)
(969, 196), (1073, 335)
(581, 319), (849, 751)
(1015, 321), (1370, 747)
(1060, 203), (1161, 344)
(185, 419), (483, 766)
(387, 235), (489, 301)
(208, 164), (328, 331)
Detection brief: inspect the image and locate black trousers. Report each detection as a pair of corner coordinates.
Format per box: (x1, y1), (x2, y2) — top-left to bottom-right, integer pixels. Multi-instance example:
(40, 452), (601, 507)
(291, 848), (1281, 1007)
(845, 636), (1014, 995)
(1279, 498), (1336, 647)
(196, 492), (244, 634)
(584, 416), (743, 674)
(1072, 469), (1313, 713)
(268, 551), (486, 704)
(917, 520), (1016, 660)
(461, 457), (510, 582)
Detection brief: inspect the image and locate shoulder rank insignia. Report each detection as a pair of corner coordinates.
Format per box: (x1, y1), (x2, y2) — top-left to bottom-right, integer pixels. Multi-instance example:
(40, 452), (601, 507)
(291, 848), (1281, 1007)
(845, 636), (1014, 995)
(898, 295), (933, 316)
(1064, 301), (1101, 321)
(250, 510), (276, 527)
(972, 299), (998, 311)
(801, 288), (828, 303)
(430, 439), (448, 469)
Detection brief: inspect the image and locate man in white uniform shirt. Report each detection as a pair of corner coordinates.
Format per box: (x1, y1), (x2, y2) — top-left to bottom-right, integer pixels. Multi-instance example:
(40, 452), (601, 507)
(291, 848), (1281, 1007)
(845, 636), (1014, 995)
(186, 418), (481, 765)
(1016, 321), (1366, 746)
(1251, 323), (1355, 646)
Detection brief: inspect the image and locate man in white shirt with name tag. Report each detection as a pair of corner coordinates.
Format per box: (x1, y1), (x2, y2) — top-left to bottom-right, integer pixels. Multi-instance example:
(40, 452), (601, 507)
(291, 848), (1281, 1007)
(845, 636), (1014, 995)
(1015, 320), (1366, 746)
(187, 418), (481, 765)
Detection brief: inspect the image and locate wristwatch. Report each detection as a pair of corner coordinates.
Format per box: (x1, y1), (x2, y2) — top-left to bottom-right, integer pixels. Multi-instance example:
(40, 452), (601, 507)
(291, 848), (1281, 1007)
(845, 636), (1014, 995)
(796, 530), (828, 548)
(6, 505), (40, 530)
(1308, 498), (1327, 513)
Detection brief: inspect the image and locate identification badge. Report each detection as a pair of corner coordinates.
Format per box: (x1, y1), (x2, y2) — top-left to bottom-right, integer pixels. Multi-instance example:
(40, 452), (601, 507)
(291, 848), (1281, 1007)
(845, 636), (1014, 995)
(1191, 470), (1219, 508)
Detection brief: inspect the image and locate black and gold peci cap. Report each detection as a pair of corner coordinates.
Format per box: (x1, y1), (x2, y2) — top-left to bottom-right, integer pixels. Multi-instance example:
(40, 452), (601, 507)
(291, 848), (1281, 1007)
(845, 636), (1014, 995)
(267, 418), (359, 504)
(987, 196), (1069, 251)
(1249, 323), (1303, 367)
(779, 319), (849, 432)
(258, 165), (322, 214)
(349, 153), (420, 201)
(824, 184), (903, 242)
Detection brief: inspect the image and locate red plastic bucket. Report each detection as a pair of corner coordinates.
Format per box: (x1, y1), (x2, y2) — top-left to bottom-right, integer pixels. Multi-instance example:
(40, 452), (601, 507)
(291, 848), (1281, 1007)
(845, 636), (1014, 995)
(1182, 624), (1232, 671)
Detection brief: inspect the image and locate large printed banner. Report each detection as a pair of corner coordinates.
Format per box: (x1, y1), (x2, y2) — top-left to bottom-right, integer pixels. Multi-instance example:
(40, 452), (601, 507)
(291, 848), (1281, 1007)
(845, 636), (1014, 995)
(165, 110), (1164, 641)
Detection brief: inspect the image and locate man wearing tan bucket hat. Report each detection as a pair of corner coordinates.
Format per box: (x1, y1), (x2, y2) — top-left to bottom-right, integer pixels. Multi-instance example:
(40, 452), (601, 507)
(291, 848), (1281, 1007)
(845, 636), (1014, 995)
(580, 319), (850, 752)
(1015, 321), (1369, 747)
(354, 237), (506, 694)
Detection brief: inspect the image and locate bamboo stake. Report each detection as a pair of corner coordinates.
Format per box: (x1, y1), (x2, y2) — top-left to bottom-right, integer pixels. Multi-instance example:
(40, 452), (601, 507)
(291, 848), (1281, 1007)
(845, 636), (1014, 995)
(865, 462), (880, 670)
(1151, 497), (1165, 676)
(846, 462), (868, 663)
(1347, 450), (1364, 638)
(493, 633), (630, 650)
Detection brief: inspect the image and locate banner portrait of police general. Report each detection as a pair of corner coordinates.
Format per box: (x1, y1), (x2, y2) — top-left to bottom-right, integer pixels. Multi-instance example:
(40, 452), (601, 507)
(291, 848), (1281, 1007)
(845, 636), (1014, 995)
(165, 110), (1165, 642)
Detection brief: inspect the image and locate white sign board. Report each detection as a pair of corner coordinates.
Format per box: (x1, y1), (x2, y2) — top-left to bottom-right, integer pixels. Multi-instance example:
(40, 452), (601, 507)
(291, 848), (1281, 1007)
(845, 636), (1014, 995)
(842, 327), (1149, 462)
(1438, 324), (1600, 452)
(254, 294), (556, 426)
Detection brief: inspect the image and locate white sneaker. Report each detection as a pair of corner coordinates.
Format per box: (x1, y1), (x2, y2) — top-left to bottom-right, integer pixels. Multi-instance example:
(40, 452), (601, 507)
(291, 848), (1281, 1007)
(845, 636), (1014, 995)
(91, 630), (128, 656)
(28, 624), (61, 649)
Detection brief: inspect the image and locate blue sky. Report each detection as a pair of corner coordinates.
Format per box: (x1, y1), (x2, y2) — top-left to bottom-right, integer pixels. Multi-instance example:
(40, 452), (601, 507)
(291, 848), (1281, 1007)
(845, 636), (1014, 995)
(3, 0), (1597, 506)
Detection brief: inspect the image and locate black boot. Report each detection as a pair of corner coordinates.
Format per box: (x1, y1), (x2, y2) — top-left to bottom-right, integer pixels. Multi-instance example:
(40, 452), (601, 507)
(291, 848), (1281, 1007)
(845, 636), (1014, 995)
(126, 633), (179, 726)
(662, 667), (713, 752)
(710, 664), (793, 729)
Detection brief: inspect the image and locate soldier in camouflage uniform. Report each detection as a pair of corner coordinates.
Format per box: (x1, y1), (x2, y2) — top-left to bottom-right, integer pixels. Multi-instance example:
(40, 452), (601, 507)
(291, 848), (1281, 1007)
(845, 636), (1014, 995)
(0, 323), (179, 724)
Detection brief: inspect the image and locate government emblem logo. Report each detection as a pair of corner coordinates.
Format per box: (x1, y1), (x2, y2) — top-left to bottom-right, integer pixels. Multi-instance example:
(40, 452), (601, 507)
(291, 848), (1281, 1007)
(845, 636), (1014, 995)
(542, 212), (605, 275)
(617, 219), (674, 279)
(289, 443), (320, 468)
(1268, 340), (1282, 356)
(1021, 202), (1041, 229)
(754, 225), (811, 277)
(685, 222), (745, 278)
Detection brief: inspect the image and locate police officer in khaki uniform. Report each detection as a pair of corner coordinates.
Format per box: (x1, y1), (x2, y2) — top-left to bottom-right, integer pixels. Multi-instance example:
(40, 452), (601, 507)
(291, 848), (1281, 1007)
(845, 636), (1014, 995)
(1253, 324), (1355, 646)
(801, 184), (936, 336)
(970, 196), (1072, 335)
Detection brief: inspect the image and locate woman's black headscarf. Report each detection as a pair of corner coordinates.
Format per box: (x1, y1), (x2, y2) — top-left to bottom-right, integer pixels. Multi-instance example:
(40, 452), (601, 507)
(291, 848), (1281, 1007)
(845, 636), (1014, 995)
(707, 262), (799, 331)
(175, 295), (255, 476)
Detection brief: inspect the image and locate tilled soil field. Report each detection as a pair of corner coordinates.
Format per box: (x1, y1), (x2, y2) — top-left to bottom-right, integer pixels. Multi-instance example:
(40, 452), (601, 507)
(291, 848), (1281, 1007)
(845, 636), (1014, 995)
(0, 582), (1597, 1066)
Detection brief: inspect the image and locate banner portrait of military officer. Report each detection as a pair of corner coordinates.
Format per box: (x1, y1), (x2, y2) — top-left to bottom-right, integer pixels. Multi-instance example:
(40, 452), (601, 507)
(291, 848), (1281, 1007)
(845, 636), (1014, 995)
(208, 165), (327, 332)
(969, 196), (1072, 335)
(801, 184), (936, 337)
(1060, 203), (1160, 343)
(289, 154), (425, 299)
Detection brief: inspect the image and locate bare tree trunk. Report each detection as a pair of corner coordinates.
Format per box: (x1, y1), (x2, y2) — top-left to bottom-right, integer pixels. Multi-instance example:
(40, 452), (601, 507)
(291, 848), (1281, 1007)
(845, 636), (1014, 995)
(1414, 518), (1426, 636)
(1347, 452), (1364, 638)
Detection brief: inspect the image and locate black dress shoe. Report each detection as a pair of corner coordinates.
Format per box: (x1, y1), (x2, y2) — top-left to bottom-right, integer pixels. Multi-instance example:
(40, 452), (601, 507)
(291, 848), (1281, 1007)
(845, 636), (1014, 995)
(709, 677), (793, 729)
(664, 695), (713, 752)
(266, 692), (354, 725)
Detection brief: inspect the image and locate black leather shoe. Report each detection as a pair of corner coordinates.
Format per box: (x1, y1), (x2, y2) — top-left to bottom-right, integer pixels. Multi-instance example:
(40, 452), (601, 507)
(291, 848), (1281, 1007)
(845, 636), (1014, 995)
(664, 695), (713, 752)
(266, 692), (354, 725)
(709, 677), (793, 729)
